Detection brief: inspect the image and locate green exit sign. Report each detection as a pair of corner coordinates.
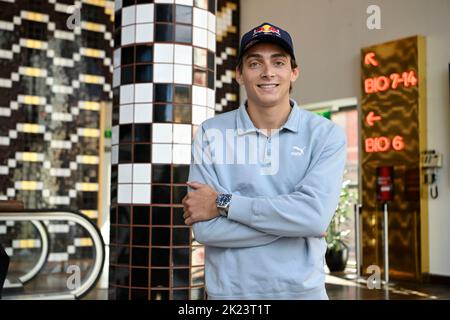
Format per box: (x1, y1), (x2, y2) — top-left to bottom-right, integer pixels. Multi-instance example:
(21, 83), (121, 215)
(313, 109), (331, 120)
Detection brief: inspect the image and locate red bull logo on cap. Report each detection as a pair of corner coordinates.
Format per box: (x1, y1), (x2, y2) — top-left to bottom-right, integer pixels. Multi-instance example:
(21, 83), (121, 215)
(253, 24), (281, 37)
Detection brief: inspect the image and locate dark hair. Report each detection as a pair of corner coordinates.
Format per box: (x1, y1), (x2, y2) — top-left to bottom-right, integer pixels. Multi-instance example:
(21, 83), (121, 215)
(236, 54), (298, 93)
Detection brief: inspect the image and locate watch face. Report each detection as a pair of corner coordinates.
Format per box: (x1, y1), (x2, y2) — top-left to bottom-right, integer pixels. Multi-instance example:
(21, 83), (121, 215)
(216, 194), (232, 207)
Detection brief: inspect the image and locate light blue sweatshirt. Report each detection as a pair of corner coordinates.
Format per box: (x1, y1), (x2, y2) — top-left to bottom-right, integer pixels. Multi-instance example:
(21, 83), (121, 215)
(188, 100), (347, 300)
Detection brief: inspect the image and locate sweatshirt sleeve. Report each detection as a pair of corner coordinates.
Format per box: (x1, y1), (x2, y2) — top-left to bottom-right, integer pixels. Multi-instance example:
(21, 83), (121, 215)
(189, 125), (281, 248)
(227, 125), (347, 238)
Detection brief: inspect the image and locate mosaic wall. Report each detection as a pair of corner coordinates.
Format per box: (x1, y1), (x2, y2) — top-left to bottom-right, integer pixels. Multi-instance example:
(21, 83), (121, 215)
(0, 0), (113, 269)
(215, 0), (239, 113)
(109, 0), (218, 300)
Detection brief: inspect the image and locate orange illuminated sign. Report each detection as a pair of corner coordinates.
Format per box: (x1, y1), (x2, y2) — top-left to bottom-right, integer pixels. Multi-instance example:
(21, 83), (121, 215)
(365, 136), (405, 153)
(360, 36), (427, 278)
(361, 41), (422, 155)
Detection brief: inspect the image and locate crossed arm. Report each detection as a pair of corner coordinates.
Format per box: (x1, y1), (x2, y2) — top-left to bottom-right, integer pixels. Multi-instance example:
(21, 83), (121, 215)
(182, 125), (347, 248)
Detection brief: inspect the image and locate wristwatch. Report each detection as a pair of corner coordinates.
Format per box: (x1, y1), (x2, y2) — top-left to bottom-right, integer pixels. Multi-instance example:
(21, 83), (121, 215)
(216, 194), (232, 217)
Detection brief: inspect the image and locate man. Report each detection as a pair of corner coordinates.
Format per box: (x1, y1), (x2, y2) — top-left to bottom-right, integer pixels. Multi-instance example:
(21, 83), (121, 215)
(182, 22), (347, 300)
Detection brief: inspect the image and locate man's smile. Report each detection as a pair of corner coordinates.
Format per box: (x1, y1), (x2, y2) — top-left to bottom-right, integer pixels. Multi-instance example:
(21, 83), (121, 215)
(257, 83), (280, 90)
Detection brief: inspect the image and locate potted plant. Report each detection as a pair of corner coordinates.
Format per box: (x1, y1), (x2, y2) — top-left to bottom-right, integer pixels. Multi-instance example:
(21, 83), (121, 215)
(325, 179), (355, 272)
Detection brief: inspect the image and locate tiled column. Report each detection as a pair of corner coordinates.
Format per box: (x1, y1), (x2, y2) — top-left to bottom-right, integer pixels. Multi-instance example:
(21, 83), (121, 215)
(110, 0), (216, 300)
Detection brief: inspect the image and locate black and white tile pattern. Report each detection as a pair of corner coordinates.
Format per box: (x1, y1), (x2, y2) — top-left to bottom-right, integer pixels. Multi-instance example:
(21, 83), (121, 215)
(109, 0), (216, 300)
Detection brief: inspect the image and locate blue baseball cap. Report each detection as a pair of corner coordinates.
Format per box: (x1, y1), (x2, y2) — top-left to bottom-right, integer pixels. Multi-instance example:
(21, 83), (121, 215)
(237, 22), (296, 63)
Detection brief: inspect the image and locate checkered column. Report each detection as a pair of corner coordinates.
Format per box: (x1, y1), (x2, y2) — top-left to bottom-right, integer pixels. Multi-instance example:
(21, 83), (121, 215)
(109, 0), (216, 300)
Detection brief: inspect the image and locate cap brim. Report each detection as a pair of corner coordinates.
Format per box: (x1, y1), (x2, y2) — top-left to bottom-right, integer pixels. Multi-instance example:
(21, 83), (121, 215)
(239, 35), (296, 61)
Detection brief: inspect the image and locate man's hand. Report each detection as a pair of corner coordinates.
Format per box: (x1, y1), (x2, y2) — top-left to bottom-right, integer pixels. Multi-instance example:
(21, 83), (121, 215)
(182, 181), (219, 226)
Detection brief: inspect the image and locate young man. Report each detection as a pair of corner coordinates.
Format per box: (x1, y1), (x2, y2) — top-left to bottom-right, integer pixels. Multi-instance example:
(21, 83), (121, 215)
(182, 22), (347, 300)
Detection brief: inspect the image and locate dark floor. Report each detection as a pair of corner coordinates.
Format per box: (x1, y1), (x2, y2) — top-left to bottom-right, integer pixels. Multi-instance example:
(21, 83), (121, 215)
(325, 273), (450, 300)
(81, 274), (450, 300)
(4, 269), (450, 300)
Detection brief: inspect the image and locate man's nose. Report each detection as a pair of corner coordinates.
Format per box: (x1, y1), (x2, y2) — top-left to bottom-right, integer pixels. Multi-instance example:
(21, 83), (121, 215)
(261, 64), (275, 78)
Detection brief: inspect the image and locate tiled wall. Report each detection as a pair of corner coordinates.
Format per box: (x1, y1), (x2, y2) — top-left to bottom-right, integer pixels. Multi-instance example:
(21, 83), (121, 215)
(0, 0), (113, 267)
(215, 0), (239, 113)
(109, 0), (218, 300)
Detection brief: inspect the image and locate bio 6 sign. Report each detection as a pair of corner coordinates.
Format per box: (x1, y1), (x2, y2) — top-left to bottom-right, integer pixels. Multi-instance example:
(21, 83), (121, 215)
(365, 135), (405, 153)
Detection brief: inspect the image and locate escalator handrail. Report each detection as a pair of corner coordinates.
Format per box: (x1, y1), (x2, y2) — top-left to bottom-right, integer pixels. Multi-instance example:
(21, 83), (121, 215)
(0, 209), (105, 299)
(17, 221), (50, 285)
(3, 221), (50, 287)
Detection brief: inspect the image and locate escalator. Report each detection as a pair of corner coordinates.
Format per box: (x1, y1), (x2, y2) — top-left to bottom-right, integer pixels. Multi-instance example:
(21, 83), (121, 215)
(0, 209), (105, 300)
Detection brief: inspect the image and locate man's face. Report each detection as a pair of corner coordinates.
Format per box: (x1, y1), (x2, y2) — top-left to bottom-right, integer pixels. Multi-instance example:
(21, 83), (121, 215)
(236, 42), (299, 108)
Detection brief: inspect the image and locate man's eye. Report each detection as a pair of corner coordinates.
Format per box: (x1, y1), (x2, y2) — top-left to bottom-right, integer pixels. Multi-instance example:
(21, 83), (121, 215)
(249, 62), (260, 68)
(275, 61), (286, 66)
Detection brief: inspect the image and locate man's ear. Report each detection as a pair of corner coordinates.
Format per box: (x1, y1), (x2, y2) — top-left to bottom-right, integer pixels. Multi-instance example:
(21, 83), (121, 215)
(290, 66), (300, 82)
(235, 67), (243, 86)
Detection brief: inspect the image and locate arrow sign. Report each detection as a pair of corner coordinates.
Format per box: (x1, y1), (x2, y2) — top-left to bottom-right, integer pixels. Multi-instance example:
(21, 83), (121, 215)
(364, 52), (379, 66)
(366, 111), (382, 126)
